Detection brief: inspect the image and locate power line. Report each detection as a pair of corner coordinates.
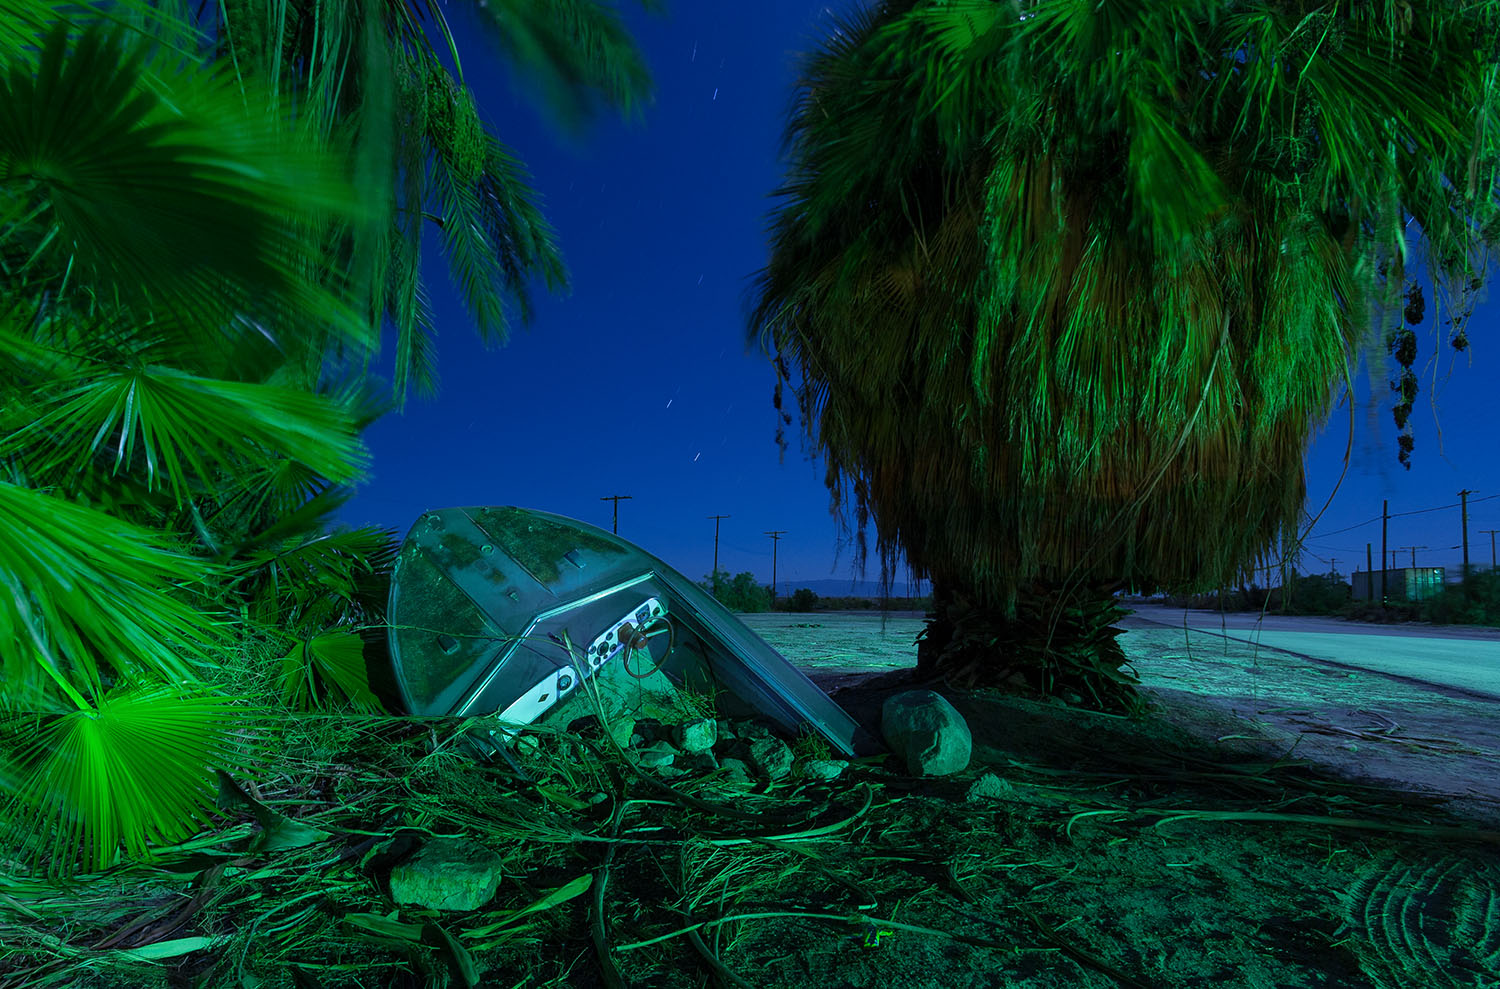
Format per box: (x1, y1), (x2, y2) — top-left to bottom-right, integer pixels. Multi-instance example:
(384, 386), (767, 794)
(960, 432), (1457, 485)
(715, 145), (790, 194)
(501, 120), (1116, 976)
(1308, 491), (1500, 539)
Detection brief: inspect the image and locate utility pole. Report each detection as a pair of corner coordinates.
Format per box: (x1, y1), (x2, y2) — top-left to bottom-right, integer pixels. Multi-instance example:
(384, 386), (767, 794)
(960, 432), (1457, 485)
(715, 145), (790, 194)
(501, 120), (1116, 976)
(1459, 490), (1476, 579)
(707, 514), (730, 594)
(1381, 498), (1389, 604)
(1482, 529), (1499, 570)
(1329, 558), (1337, 577)
(1390, 550), (1399, 569)
(764, 530), (786, 601)
(1398, 545), (1427, 567)
(1366, 543), (1374, 601)
(599, 494), (632, 534)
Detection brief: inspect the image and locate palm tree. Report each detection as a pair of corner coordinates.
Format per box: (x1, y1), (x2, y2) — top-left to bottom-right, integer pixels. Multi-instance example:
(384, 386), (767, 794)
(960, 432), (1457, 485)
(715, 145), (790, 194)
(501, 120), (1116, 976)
(0, 0), (654, 875)
(0, 15), (376, 875)
(206, 0), (657, 402)
(752, 0), (1499, 710)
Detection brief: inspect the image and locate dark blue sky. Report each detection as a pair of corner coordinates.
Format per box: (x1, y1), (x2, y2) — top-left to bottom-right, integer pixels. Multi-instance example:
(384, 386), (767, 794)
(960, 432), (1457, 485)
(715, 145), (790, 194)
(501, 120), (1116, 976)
(348, 2), (1499, 590)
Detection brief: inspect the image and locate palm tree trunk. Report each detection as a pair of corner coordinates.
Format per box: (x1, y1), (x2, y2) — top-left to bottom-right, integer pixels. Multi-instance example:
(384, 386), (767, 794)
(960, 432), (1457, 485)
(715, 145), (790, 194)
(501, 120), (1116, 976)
(917, 577), (1141, 714)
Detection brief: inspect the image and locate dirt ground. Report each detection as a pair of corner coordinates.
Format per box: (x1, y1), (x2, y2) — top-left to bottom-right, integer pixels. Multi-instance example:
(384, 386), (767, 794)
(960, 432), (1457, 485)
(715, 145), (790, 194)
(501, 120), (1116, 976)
(714, 611), (1500, 989)
(17, 612), (1500, 989)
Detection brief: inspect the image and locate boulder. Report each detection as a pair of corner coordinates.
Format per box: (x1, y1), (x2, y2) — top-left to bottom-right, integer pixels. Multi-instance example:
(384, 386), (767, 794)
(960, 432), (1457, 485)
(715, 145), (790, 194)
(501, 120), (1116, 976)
(632, 740), (678, 770)
(965, 772), (1016, 803)
(799, 759), (846, 782)
(881, 690), (971, 776)
(677, 749), (720, 774)
(389, 838), (502, 912)
(605, 715), (637, 749)
(674, 717), (718, 754)
(717, 758), (753, 785)
(744, 735), (795, 781)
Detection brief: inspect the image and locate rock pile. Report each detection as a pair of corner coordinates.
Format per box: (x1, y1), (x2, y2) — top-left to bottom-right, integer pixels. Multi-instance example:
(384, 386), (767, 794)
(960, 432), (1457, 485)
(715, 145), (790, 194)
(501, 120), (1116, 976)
(600, 714), (837, 785)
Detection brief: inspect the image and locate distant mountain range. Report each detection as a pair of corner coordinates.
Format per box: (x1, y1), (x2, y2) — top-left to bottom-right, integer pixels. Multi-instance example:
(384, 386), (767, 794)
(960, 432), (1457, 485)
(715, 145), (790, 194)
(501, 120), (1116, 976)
(772, 578), (929, 598)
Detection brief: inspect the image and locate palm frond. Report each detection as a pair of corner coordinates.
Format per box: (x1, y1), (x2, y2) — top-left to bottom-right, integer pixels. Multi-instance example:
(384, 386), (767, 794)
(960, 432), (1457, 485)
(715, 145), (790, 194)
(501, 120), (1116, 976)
(278, 630), (383, 712)
(459, 0), (656, 131)
(3, 685), (259, 877)
(0, 481), (219, 699)
(9, 363), (366, 501)
(0, 22), (372, 348)
(239, 524), (396, 628)
(428, 150), (512, 344)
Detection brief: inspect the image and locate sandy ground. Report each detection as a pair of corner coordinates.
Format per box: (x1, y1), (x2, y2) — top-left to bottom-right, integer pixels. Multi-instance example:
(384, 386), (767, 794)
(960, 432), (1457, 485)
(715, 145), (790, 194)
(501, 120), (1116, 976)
(741, 610), (1500, 827)
(703, 612), (1500, 989)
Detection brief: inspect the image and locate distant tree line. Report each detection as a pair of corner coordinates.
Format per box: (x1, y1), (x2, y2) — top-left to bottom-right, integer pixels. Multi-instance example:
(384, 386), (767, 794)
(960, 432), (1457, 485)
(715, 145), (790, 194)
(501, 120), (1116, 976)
(1164, 571), (1500, 627)
(698, 572), (932, 614)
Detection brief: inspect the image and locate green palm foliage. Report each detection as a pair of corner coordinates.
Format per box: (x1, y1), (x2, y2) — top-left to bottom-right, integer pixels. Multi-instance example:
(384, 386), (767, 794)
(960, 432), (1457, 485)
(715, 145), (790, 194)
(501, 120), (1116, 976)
(206, 0), (656, 401)
(2, 0), (654, 875)
(1, 14), (373, 874)
(753, 0), (1499, 707)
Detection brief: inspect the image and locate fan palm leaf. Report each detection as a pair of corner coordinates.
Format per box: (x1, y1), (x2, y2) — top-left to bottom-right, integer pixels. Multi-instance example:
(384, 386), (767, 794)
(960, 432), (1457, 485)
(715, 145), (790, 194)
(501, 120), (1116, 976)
(0, 22), (372, 348)
(0, 480), (219, 704)
(8, 362), (366, 501)
(239, 524), (396, 628)
(0, 5), (377, 875)
(4, 685), (259, 876)
(278, 630), (382, 712)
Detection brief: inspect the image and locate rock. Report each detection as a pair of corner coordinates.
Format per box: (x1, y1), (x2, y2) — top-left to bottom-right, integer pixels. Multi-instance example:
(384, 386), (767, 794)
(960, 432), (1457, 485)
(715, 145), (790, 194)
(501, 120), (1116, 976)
(633, 740), (677, 770)
(605, 716), (636, 749)
(734, 719), (773, 741)
(674, 717), (717, 754)
(389, 838), (502, 912)
(881, 690), (971, 776)
(965, 772), (1016, 803)
(745, 735), (795, 781)
(717, 758), (753, 785)
(677, 749), (720, 774)
(799, 759), (846, 782)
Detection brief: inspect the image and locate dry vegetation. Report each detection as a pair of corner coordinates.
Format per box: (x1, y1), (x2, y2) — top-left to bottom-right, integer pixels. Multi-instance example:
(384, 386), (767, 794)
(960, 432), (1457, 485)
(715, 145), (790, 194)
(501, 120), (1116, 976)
(5, 663), (1500, 989)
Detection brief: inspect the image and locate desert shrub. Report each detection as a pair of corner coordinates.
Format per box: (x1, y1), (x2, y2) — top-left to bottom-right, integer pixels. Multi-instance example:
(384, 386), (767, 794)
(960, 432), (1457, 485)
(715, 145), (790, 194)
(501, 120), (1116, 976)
(1275, 574), (1352, 615)
(1164, 586), (1272, 612)
(700, 570), (773, 613)
(1339, 599), (1421, 623)
(788, 587), (819, 611)
(1418, 572), (1500, 626)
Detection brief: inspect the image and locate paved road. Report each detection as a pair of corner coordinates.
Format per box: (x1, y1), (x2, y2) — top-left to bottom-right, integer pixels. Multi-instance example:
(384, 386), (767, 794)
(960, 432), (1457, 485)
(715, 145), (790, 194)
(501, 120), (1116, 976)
(1125, 604), (1500, 700)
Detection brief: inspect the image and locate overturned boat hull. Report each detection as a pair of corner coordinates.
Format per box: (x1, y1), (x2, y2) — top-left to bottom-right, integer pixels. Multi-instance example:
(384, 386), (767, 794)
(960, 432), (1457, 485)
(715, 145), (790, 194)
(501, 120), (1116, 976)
(387, 506), (880, 757)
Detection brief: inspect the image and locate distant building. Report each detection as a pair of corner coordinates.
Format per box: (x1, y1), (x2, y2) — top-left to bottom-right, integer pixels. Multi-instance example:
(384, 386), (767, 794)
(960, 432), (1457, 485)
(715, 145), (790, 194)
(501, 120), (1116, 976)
(1351, 567), (1445, 602)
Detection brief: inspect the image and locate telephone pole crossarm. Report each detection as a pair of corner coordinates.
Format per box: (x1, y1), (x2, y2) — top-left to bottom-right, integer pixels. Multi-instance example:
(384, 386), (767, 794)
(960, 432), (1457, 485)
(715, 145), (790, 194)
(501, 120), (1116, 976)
(600, 494), (633, 534)
(1397, 545), (1428, 567)
(764, 530), (786, 600)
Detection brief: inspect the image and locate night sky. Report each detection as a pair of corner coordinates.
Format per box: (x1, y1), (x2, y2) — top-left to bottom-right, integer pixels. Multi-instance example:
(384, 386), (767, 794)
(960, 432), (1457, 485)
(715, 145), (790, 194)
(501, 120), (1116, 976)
(346, 2), (1500, 592)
